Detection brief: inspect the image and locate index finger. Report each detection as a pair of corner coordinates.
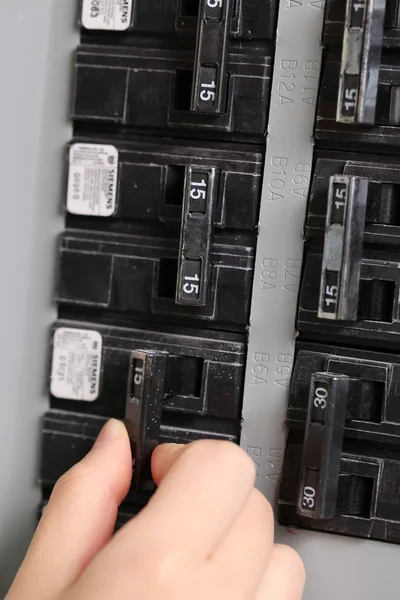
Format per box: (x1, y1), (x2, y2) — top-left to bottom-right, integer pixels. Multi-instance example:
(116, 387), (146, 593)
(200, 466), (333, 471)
(121, 440), (256, 558)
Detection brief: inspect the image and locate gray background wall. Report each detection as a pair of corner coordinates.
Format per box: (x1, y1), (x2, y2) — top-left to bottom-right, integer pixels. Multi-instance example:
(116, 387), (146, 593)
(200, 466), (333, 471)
(0, 1), (398, 597)
(0, 1), (74, 594)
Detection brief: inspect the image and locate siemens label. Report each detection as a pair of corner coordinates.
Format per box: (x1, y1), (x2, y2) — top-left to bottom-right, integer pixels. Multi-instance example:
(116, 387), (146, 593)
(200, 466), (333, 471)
(81, 0), (133, 31)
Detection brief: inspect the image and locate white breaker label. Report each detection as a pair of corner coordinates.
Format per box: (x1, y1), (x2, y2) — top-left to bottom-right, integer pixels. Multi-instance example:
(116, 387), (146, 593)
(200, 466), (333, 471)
(67, 144), (119, 217)
(50, 328), (103, 402)
(82, 0), (133, 31)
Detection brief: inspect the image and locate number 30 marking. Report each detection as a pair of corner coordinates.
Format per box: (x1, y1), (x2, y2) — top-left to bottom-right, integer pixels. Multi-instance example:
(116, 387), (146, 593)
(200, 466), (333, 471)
(302, 486), (316, 509)
(314, 386), (327, 410)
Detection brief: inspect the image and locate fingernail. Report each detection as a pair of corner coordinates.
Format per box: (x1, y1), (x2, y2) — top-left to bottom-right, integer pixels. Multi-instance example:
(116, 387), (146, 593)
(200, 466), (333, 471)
(94, 419), (125, 448)
(153, 442), (185, 461)
(156, 443), (183, 453)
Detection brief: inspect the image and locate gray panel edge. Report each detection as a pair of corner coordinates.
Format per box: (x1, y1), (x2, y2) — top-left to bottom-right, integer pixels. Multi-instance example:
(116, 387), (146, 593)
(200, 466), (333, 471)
(0, 0), (76, 593)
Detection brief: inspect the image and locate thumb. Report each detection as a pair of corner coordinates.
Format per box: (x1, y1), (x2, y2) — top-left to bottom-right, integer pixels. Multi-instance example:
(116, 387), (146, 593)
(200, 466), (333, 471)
(7, 419), (132, 600)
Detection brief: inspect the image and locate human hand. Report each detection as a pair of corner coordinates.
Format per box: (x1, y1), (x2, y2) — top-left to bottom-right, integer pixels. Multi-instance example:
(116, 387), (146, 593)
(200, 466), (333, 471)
(7, 419), (305, 600)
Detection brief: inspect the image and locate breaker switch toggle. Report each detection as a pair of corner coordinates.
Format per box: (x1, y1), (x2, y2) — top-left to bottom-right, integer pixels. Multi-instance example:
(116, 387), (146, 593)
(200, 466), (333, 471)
(318, 175), (368, 321)
(191, 0), (234, 115)
(125, 350), (168, 492)
(297, 372), (350, 520)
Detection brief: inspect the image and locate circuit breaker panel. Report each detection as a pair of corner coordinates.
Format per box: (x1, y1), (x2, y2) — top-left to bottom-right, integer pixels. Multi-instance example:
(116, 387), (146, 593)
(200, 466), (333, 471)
(40, 0), (400, 547)
(278, 0), (400, 544)
(41, 0), (275, 523)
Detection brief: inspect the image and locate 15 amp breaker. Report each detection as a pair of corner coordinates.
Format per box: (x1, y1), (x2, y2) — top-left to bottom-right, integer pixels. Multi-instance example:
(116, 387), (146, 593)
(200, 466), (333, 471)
(4, 0), (400, 596)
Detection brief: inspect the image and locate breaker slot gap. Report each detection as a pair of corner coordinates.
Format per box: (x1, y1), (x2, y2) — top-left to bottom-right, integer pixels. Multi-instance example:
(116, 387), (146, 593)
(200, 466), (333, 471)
(165, 356), (204, 398)
(357, 279), (395, 322)
(174, 70), (194, 111)
(347, 379), (385, 422)
(337, 475), (374, 518)
(366, 182), (400, 225)
(165, 166), (186, 207)
(157, 258), (179, 299)
(181, 0), (201, 16)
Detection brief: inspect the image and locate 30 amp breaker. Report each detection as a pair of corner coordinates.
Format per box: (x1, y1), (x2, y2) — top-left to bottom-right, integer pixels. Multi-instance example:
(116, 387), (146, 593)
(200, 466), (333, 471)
(3, 0), (400, 597)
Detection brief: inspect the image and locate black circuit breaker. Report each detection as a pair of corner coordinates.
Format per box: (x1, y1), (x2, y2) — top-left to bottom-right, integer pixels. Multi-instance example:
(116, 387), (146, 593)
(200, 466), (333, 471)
(45, 319), (244, 500)
(57, 229), (254, 329)
(72, 42), (272, 141)
(279, 343), (400, 543)
(49, 320), (245, 428)
(316, 0), (400, 149)
(41, 0), (277, 524)
(77, 0), (275, 132)
(296, 152), (400, 349)
(65, 137), (263, 233)
(278, 0), (400, 545)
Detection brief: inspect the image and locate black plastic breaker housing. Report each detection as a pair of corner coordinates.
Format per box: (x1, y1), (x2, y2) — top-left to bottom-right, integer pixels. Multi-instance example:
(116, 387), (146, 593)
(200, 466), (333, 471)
(71, 40), (273, 142)
(279, 341), (400, 544)
(316, 54), (400, 151)
(49, 318), (245, 425)
(306, 150), (400, 247)
(297, 247), (400, 350)
(79, 0), (277, 42)
(293, 149), (400, 350)
(79, 0), (276, 119)
(65, 135), (264, 233)
(48, 317), (245, 490)
(314, 0), (400, 151)
(57, 228), (254, 331)
(324, 0), (400, 49)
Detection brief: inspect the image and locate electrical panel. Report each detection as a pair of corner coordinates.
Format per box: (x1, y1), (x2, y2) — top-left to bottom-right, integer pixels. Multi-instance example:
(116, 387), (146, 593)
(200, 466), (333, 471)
(36, 0), (400, 549)
(9, 0), (400, 597)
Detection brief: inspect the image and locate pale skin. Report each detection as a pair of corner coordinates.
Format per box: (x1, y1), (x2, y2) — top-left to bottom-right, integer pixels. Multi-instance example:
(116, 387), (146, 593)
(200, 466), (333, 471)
(6, 419), (305, 600)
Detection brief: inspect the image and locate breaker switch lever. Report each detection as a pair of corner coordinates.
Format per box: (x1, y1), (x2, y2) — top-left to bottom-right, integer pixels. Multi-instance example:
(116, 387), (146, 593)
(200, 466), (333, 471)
(337, 0), (386, 124)
(297, 372), (350, 520)
(190, 0), (234, 115)
(318, 175), (368, 321)
(125, 350), (167, 491)
(176, 166), (218, 307)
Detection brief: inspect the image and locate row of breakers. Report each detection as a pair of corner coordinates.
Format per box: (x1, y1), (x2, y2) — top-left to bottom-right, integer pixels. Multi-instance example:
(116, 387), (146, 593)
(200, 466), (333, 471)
(61, 141), (400, 340)
(74, 0), (400, 151)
